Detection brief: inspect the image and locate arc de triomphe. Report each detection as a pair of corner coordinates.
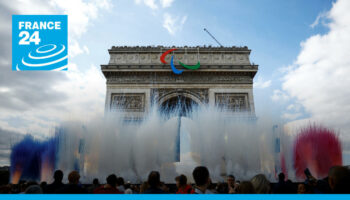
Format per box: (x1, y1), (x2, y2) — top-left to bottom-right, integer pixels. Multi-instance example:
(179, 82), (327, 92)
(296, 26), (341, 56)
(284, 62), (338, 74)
(101, 46), (258, 120)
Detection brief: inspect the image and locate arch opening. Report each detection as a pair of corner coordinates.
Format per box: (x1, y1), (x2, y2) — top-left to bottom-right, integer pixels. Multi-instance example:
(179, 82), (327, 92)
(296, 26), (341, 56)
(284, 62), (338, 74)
(159, 95), (199, 117)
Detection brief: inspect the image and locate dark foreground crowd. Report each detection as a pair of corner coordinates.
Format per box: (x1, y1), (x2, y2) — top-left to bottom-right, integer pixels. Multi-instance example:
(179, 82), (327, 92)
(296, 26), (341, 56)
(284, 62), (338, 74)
(0, 165), (349, 194)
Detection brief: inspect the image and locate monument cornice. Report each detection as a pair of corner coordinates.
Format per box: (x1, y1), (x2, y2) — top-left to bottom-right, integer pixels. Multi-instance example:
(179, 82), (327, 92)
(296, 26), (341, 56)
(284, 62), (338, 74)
(101, 64), (258, 72)
(109, 45), (251, 53)
(104, 71), (255, 84)
(104, 46), (256, 66)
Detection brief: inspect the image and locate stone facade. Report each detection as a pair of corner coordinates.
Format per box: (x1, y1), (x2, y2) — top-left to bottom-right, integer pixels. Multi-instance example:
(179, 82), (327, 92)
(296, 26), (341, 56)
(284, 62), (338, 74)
(101, 46), (258, 120)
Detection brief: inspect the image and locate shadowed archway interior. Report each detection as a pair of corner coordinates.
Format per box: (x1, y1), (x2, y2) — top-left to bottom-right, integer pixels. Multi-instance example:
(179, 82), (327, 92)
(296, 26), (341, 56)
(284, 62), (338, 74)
(160, 95), (199, 117)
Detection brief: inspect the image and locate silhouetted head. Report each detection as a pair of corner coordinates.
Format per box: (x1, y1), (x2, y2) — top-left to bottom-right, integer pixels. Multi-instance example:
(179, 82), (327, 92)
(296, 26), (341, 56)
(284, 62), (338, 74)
(53, 170), (63, 182)
(106, 174), (118, 187)
(278, 173), (285, 182)
(251, 174), (271, 194)
(216, 182), (229, 194)
(175, 174), (187, 187)
(227, 174), (235, 187)
(297, 183), (307, 194)
(24, 185), (43, 194)
(68, 171), (80, 184)
(140, 181), (149, 193)
(40, 181), (47, 188)
(147, 171), (160, 188)
(236, 181), (255, 194)
(116, 177), (124, 186)
(328, 166), (350, 193)
(92, 178), (99, 185)
(192, 166), (210, 187)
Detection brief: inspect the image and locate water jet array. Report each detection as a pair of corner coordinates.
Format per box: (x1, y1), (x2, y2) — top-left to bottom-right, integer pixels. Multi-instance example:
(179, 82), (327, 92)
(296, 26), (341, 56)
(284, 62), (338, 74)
(10, 103), (343, 184)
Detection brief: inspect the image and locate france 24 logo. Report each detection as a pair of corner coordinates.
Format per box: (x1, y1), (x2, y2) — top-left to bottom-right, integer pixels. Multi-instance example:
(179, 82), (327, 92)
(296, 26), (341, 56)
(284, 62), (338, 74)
(12, 15), (68, 71)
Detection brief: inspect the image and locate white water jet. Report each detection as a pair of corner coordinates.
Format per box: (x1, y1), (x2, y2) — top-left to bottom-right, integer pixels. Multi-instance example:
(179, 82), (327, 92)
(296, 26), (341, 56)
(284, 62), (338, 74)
(49, 104), (289, 183)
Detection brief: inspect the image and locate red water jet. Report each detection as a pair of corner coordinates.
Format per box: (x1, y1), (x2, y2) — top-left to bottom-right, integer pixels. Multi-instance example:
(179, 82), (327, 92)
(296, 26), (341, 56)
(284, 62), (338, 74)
(293, 124), (342, 179)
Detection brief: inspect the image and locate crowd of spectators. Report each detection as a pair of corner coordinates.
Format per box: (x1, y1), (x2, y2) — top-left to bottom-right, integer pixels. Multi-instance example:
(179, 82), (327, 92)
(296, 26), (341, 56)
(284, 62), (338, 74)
(0, 165), (349, 194)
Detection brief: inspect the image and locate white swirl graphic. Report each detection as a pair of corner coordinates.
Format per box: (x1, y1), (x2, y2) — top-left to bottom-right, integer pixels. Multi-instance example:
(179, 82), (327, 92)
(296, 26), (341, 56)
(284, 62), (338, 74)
(16, 43), (68, 71)
(36, 44), (57, 53)
(22, 55), (68, 67)
(29, 45), (65, 60)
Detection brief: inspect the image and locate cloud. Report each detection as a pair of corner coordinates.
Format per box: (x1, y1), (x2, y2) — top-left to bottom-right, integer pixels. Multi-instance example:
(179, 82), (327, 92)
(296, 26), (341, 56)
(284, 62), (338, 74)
(0, 63), (105, 135)
(0, 0), (110, 134)
(0, 1), (66, 114)
(0, 13), (68, 113)
(282, 0), (350, 137)
(162, 12), (187, 35)
(50, 0), (112, 57)
(310, 11), (329, 28)
(0, 0), (112, 58)
(51, 0), (112, 38)
(0, 0), (110, 166)
(280, 103), (304, 120)
(271, 89), (289, 102)
(0, 0), (55, 14)
(286, 103), (301, 112)
(134, 0), (159, 10)
(134, 0), (174, 9)
(160, 0), (174, 8)
(254, 76), (271, 89)
(69, 40), (90, 57)
(282, 112), (302, 121)
(133, 0), (186, 35)
(52, 63), (106, 120)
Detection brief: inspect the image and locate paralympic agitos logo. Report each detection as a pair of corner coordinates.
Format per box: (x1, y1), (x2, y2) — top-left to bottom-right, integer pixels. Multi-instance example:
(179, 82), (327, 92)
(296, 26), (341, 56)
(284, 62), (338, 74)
(160, 48), (200, 74)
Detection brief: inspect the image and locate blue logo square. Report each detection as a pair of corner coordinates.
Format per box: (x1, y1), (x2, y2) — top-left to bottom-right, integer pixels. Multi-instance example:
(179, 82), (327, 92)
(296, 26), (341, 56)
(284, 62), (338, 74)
(12, 15), (68, 71)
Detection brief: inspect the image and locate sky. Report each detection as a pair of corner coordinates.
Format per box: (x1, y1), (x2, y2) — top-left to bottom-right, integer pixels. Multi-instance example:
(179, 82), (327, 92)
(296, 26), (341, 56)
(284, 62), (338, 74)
(0, 0), (350, 166)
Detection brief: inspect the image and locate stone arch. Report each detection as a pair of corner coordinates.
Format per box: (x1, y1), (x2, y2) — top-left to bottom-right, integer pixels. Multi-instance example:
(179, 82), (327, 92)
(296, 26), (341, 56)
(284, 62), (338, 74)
(158, 91), (203, 117)
(158, 91), (204, 107)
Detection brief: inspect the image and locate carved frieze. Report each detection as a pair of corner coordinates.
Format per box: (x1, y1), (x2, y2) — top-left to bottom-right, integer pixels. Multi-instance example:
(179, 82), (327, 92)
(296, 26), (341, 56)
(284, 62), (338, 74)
(106, 72), (253, 84)
(110, 93), (145, 112)
(109, 52), (250, 65)
(215, 93), (250, 112)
